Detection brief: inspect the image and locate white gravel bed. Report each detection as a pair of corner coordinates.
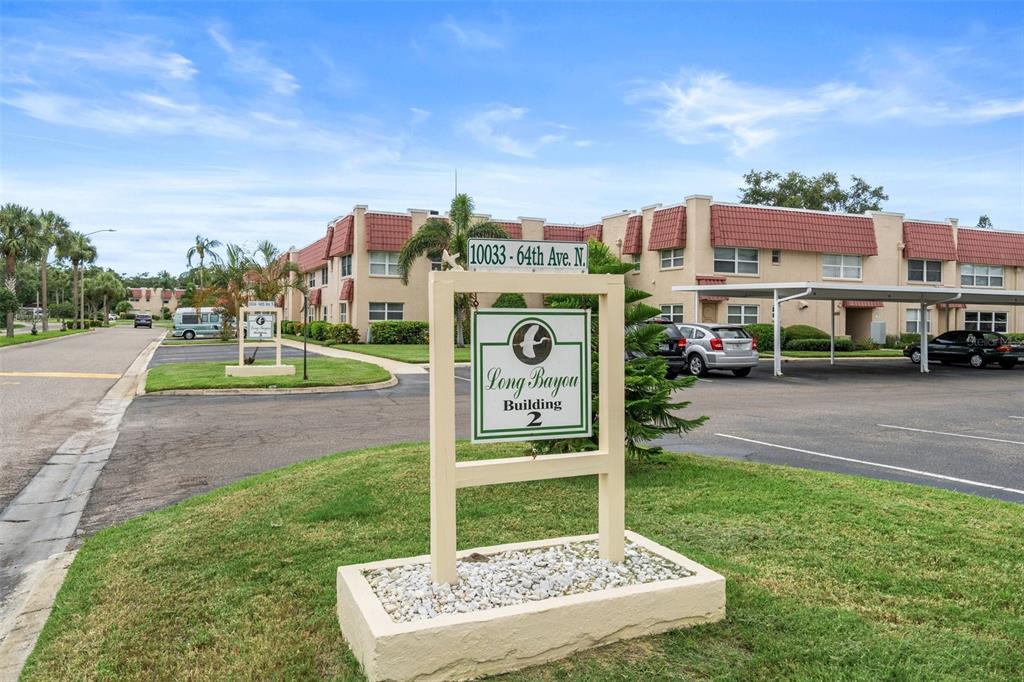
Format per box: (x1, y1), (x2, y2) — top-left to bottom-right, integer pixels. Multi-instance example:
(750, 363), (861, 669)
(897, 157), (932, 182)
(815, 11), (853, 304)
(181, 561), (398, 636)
(365, 540), (693, 623)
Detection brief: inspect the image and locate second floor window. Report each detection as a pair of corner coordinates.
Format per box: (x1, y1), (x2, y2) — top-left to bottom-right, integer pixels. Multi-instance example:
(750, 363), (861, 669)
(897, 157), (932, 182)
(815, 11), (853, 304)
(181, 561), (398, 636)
(307, 272), (316, 288)
(631, 254), (641, 271)
(659, 248), (684, 269)
(823, 254), (862, 280)
(961, 264), (1003, 287)
(714, 247), (758, 275)
(369, 251), (400, 276)
(429, 253), (444, 271)
(340, 254), (352, 277)
(320, 266), (329, 285)
(908, 259), (941, 283)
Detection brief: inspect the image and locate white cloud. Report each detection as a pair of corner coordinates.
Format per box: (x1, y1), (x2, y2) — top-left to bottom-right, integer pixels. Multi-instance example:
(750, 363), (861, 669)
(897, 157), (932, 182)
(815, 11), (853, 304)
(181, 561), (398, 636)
(630, 68), (1024, 155)
(208, 26), (299, 95)
(1, 35), (197, 82)
(409, 107), (431, 125)
(438, 17), (504, 50)
(573, 140), (594, 148)
(460, 105), (572, 158)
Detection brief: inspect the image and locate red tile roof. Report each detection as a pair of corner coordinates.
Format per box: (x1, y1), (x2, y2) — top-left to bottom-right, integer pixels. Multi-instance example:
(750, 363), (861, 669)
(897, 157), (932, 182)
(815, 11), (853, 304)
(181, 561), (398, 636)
(696, 275), (728, 301)
(366, 212), (412, 251)
(711, 204), (878, 256)
(327, 215), (354, 257)
(956, 228), (1024, 267)
(296, 236), (328, 273)
(339, 278), (353, 302)
(583, 224), (602, 241)
(161, 289), (173, 301)
(842, 300), (883, 308)
(130, 288), (142, 299)
(308, 287), (322, 306)
(492, 221), (523, 239)
(145, 290), (151, 301)
(903, 221), (956, 261)
(937, 302), (966, 309)
(647, 205), (686, 251)
(543, 225), (588, 242)
(622, 215), (643, 255)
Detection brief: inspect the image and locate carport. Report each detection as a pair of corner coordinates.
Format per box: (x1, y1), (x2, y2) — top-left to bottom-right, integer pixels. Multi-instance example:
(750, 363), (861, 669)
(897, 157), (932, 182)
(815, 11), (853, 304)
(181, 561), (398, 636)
(672, 281), (1024, 377)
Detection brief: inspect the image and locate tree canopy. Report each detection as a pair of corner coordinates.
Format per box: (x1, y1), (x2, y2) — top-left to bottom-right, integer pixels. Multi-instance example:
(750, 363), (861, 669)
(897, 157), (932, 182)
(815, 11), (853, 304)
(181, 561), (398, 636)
(739, 170), (888, 214)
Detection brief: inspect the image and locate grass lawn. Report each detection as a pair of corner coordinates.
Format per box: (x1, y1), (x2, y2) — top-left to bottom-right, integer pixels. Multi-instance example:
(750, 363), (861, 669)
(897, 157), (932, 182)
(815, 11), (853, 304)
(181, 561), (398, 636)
(344, 343), (472, 363)
(144, 357), (390, 391)
(761, 349), (904, 359)
(0, 328), (91, 347)
(24, 444), (1024, 680)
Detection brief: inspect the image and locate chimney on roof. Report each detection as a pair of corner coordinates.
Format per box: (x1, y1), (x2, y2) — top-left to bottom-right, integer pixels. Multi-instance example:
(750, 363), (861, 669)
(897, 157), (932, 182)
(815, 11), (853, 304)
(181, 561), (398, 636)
(948, 217), (959, 247)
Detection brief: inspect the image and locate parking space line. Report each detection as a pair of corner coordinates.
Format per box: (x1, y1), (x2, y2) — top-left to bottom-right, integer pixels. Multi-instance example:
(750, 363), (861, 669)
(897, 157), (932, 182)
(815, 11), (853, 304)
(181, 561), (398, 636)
(1009, 416), (1023, 420)
(876, 424), (1024, 446)
(454, 375), (470, 382)
(715, 433), (1024, 497)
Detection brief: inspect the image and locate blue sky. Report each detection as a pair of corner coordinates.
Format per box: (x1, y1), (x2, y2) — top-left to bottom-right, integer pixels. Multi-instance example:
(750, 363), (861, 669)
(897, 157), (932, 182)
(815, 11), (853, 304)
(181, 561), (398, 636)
(2, 1), (1022, 274)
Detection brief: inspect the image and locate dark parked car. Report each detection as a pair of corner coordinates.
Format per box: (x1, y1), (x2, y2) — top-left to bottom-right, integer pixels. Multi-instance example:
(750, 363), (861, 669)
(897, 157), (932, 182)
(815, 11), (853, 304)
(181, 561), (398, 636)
(644, 317), (689, 377)
(904, 330), (1023, 369)
(134, 313), (153, 329)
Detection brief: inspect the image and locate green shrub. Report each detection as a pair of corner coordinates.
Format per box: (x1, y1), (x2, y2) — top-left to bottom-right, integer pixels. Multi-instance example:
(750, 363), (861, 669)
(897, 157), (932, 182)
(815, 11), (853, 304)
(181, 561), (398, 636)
(898, 332), (933, 346)
(307, 321), (331, 341)
(852, 338), (877, 351)
(786, 338), (855, 352)
(49, 302), (75, 319)
(327, 323), (359, 344)
(1003, 332), (1024, 342)
(883, 334), (903, 348)
(281, 320), (296, 335)
(370, 320), (429, 344)
(784, 324), (830, 341)
(745, 323), (785, 352)
(493, 293), (527, 308)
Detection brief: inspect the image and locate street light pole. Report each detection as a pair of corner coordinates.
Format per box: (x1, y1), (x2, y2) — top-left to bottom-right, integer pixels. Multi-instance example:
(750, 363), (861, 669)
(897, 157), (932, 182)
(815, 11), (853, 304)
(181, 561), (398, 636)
(302, 292), (309, 381)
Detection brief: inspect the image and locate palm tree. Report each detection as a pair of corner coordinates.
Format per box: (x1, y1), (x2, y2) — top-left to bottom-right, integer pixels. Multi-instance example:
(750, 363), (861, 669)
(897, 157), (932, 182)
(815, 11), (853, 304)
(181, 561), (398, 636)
(207, 243), (251, 334)
(37, 210), (70, 332)
(55, 230), (96, 329)
(85, 270), (123, 323)
(186, 235), (222, 288)
(0, 204), (45, 337)
(245, 240), (301, 302)
(398, 194), (509, 346)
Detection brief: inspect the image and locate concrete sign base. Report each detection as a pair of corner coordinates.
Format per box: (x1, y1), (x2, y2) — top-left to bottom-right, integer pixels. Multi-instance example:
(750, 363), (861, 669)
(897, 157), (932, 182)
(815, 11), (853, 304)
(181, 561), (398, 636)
(224, 364), (296, 377)
(337, 531), (725, 681)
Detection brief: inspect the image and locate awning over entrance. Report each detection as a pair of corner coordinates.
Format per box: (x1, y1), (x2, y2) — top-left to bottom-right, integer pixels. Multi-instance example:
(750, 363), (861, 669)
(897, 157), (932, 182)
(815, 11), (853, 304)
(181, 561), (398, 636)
(672, 281), (1024, 377)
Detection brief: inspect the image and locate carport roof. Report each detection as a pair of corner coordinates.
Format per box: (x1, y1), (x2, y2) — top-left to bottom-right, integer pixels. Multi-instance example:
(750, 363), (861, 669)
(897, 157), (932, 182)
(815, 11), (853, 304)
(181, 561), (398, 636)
(671, 281), (1024, 306)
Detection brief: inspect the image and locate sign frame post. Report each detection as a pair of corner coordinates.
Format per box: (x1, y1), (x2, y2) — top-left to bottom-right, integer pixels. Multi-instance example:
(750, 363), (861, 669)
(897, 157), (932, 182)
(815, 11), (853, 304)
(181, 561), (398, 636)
(237, 305), (283, 366)
(428, 270), (624, 584)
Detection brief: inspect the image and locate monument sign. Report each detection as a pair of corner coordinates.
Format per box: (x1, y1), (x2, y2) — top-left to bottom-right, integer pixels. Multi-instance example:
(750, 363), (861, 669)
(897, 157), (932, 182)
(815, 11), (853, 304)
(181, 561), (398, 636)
(226, 304), (294, 377)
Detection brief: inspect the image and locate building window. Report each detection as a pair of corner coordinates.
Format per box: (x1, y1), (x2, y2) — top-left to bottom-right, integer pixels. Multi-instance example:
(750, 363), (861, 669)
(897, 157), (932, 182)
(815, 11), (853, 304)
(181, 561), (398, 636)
(322, 305), (328, 321)
(429, 253), (444, 271)
(320, 266), (329, 285)
(340, 254), (352, 277)
(714, 247), (759, 275)
(961, 264), (1003, 287)
(965, 311), (1007, 332)
(907, 259), (941, 283)
(369, 251), (400, 276)
(659, 248), (684, 269)
(905, 309), (932, 334)
(771, 249), (781, 265)
(339, 301), (348, 323)
(659, 304), (684, 323)
(822, 254), (862, 280)
(727, 305), (758, 325)
(631, 254), (640, 271)
(369, 302), (404, 321)
(307, 272), (316, 288)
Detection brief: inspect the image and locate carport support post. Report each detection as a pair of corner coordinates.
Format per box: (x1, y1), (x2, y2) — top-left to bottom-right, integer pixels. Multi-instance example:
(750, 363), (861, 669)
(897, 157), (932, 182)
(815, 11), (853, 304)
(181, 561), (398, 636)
(919, 301), (929, 373)
(829, 300), (835, 366)
(772, 288), (782, 377)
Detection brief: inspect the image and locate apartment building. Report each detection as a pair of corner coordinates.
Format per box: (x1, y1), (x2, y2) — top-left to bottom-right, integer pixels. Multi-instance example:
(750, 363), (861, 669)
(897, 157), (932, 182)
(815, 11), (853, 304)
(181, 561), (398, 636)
(282, 196), (1024, 340)
(127, 287), (186, 316)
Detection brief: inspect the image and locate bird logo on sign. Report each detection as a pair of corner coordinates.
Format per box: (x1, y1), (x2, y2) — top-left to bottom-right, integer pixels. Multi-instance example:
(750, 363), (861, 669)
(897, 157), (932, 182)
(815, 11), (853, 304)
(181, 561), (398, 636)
(511, 322), (552, 365)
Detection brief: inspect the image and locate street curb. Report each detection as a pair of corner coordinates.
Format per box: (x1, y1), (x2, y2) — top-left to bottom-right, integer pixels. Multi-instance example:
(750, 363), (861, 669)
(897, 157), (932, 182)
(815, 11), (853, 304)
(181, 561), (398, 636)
(767, 355), (907, 363)
(0, 328), (95, 351)
(139, 374), (398, 396)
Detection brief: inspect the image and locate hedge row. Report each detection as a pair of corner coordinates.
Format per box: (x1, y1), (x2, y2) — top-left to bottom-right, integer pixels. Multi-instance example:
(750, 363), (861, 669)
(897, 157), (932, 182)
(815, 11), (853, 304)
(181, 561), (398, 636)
(282, 320), (359, 344)
(785, 338), (855, 352)
(370, 320), (429, 344)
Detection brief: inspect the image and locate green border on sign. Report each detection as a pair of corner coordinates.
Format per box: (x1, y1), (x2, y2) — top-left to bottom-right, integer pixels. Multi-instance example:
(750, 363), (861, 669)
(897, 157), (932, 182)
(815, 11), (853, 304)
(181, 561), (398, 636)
(471, 309), (592, 442)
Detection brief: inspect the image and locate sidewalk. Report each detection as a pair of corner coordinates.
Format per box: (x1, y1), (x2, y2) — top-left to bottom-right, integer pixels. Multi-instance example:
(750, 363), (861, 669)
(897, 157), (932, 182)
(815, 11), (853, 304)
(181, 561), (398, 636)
(280, 338), (427, 375)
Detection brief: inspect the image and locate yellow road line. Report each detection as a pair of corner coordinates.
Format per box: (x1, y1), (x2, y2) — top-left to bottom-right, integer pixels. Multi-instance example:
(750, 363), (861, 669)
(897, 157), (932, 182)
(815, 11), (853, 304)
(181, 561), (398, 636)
(0, 371), (121, 380)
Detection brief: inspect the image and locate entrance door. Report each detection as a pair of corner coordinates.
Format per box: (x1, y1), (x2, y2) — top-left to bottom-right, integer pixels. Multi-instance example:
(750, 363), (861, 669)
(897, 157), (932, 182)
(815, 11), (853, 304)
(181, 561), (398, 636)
(845, 308), (872, 340)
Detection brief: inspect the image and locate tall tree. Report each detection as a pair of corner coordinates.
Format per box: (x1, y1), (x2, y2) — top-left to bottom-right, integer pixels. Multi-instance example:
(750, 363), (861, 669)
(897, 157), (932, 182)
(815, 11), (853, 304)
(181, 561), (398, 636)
(398, 194), (509, 346)
(0, 204), (44, 337)
(55, 230), (95, 329)
(976, 215), (993, 229)
(186, 235), (222, 288)
(739, 170), (888, 213)
(207, 243), (251, 328)
(85, 270), (124, 323)
(245, 240), (301, 302)
(37, 211), (70, 331)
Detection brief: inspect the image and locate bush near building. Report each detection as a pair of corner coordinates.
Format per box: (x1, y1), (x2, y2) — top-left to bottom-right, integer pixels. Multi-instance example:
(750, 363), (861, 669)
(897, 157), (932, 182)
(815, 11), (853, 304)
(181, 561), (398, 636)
(370, 320), (429, 344)
(785, 338), (856, 352)
(744, 323), (785, 351)
(493, 293), (527, 308)
(783, 324), (830, 341)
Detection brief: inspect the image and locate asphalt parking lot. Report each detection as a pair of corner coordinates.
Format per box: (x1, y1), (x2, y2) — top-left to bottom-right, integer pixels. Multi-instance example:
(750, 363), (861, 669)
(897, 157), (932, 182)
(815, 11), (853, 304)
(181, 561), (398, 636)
(79, 351), (1021, 537)
(149, 342), (317, 366)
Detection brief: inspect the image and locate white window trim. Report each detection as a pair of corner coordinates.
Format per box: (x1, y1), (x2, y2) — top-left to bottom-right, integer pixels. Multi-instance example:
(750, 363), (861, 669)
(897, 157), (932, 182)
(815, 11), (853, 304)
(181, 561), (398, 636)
(960, 264), (1004, 288)
(905, 308), (932, 334)
(713, 247), (760, 277)
(906, 259), (942, 284)
(339, 301), (348, 323)
(368, 302), (405, 321)
(659, 304), (684, 323)
(964, 311), (1008, 332)
(726, 304), (759, 325)
(658, 248), (684, 270)
(631, 254), (641, 272)
(369, 251), (401, 277)
(822, 254), (863, 281)
(340, 254), (353, 278)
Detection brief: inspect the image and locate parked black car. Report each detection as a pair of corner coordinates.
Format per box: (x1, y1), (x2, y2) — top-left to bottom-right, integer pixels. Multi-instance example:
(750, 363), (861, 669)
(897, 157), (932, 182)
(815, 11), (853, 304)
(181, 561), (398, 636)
(904, 330), (1023, 369)
(644, 317), (689, 377)
(134, 313), (153, 329)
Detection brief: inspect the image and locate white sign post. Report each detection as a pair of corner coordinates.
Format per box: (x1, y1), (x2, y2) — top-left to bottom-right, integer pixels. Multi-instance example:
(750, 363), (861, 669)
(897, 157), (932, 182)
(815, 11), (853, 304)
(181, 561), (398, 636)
(471, 309), (591, 442)
(468, 238), (588, 273)
(226, 305), (294, 377)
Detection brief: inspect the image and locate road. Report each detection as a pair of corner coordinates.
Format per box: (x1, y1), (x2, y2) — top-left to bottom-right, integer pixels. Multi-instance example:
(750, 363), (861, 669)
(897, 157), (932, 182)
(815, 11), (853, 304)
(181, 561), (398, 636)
(0, 326), (164, 510)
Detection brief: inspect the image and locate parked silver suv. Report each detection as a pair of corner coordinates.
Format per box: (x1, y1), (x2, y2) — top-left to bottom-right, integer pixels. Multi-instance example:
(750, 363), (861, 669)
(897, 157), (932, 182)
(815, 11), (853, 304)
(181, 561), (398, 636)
(677, 323), (759, 377)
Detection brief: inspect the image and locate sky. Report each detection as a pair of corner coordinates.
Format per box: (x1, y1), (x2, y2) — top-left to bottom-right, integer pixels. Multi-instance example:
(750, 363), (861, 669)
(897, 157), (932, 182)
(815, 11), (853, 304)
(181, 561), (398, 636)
(2, 1), (1023, 275)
